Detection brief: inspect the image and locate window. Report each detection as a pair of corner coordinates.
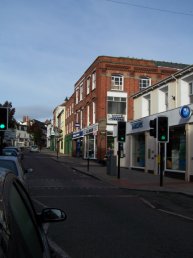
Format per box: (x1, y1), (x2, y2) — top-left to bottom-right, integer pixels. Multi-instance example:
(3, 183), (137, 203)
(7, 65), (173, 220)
(80, 83), (83, 101)
(76, 89), (79, 104)
(92, 102), (96, 124)
(111, 75), (123, 91)
(92, 71), (96, 90)
(160, 86), (168, 111)
(107, 97), (126, 114)
(87, 77), (90, 95)
(139, 77), (151, 90)
(87, 105), (90, 126)
(143, 94), (151, 116)
(189, 82), (193, 103)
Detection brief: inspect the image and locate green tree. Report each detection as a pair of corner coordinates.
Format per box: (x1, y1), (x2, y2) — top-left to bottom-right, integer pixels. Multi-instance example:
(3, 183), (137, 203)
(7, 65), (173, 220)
(28, 121), (44, 147)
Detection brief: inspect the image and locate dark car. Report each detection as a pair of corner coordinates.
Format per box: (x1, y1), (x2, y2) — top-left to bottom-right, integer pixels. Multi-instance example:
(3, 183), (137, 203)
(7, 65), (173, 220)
(0, 168), (67, 258)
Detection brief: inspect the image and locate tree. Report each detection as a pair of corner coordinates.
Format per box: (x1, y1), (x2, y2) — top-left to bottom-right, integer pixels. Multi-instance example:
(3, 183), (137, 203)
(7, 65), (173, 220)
(27, 120), (45, 147)
(0, 101), (18, 129)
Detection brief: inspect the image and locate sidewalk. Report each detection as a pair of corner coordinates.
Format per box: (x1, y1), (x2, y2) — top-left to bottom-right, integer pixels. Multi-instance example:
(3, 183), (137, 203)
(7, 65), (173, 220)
(46, 150), (193, 196)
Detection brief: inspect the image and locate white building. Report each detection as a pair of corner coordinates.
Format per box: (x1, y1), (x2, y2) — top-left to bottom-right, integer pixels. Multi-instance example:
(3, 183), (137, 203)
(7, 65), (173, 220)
(119, 64), (193, 181)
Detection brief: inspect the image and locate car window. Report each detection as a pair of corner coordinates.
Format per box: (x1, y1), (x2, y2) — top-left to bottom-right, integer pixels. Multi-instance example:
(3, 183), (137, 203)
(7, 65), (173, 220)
(8, 182), (43, 258)
(0, 160), (18, 175)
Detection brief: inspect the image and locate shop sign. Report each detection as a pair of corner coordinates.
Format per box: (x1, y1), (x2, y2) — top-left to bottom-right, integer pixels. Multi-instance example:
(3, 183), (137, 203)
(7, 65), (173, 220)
(72, 131), (83, 139)
(131, 120), (143, 130)
(83, 124), (98, 135)
(179, 105), (192, 119)
(108, 114), (124, 121)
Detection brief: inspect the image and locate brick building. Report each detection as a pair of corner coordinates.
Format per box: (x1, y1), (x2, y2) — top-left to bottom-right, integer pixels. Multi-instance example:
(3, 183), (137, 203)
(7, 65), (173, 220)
(65, 56), (187, 161)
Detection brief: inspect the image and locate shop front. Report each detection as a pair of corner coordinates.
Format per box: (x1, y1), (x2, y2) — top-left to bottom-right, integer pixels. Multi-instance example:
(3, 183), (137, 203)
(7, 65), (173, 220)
(72, 131), (83, 157)
(82, 124), (98, 159)
(127, 105), (193, 181)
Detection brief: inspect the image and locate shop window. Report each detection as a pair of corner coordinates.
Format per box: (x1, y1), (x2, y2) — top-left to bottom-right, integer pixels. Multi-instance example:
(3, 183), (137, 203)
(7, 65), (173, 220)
(132, 134), (145, 167)
(139, 77), (151, 90)
(107, 97), (126, 114)
(166, 127), (186, 171)
(111, 74), (124, 91)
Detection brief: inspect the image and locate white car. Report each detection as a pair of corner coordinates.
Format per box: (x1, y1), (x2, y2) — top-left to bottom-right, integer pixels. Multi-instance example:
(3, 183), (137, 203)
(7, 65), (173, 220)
(30, 145), (39, 152)
(0, 156), (32, 185)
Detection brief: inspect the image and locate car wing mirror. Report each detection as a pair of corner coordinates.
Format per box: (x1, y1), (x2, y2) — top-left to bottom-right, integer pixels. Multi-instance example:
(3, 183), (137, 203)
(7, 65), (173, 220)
(40, 208), (67, 223)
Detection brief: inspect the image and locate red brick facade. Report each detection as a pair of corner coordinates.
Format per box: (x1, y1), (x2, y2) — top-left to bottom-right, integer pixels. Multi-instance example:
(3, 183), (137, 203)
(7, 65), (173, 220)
(65, 56), (186, 160)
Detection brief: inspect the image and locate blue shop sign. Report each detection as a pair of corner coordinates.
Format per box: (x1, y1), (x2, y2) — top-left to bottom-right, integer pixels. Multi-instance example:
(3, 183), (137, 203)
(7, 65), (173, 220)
(73, 131), (83, 139)
(131, 120), (143, 130)
(179, 105), (192, 119)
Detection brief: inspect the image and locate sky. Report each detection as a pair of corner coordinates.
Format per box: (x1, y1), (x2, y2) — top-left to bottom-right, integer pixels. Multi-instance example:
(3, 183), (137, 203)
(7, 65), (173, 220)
(1, 0), (193, 122)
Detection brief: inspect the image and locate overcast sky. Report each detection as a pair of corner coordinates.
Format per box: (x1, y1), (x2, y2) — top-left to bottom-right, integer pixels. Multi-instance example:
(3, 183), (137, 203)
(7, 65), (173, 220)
(1, 0), (193, 122)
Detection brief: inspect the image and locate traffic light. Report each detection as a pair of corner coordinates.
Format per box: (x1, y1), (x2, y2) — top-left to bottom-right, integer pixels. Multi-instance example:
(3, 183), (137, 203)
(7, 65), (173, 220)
(149, 118), (157, 138)
(117, 121), (126, 142)
(157, 116), (169, 142)
(0, 108), (8, 130)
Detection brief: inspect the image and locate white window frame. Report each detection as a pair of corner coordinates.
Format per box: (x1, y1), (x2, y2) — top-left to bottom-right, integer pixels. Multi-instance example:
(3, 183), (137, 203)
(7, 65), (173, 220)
(92, 102), (96, 124)
(87, 105), (90, 126)
(87, 77), (90, 95)
(111, 74), (124, 91)
(139, 77), (151, 90)
(92, 71), (96, 90)
(189, 81), (193, 103)
(80, 83), (83, 101)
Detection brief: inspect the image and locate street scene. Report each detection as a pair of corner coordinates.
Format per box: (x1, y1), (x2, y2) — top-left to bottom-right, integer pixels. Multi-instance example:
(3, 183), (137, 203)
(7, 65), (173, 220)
(23, 149), (193, 258)
(1, 1), (193, 257)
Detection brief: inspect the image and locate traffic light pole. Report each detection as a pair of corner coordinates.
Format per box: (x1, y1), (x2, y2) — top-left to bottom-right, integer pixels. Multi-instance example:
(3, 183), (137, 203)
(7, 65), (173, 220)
(117, 142), (121, 179)
(159, 142), (165, 187)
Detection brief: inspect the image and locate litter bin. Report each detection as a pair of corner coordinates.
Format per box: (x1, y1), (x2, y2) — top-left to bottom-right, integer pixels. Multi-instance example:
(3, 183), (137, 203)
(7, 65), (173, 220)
(106, 155), (117, 176)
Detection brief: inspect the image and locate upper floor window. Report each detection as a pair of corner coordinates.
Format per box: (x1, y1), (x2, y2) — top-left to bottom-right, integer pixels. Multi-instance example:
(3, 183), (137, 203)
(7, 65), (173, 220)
(143, 94), (151, 116)
(189, 81), (193, 103)
(76, 89), (79, 104)
(107, 96), (126, 114)
(80, 83), (83, 101)
(87, 77), (90, 95)
(111, 74), (123, 91)
(159, 86), (168, 112)
(92, 71), (96, 90)
(139, 77), (151, 90)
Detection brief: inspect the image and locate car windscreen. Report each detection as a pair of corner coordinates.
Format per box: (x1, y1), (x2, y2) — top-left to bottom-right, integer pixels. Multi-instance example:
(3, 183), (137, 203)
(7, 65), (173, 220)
(0, 161), (18, 175)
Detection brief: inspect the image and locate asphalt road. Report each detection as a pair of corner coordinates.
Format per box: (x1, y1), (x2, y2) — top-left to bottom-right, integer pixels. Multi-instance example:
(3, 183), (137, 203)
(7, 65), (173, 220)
(23, 151), (193, 258)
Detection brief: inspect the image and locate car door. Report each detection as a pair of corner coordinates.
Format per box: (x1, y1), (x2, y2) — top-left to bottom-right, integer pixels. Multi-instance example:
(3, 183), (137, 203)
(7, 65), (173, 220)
(3, 174), (50, 258)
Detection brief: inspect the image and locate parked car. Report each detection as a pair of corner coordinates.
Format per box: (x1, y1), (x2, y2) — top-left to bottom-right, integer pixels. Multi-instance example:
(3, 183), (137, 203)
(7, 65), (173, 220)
(4, 146), (24, 160)
(30, 145), (40, 152)
(0, 156), (32, 185)
(0, 168), (67, 257)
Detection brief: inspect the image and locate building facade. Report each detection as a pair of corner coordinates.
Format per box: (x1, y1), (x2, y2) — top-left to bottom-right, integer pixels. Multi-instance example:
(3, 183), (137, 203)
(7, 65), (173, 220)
(122, 64), (193, 181)
(66, 56), (187, 161)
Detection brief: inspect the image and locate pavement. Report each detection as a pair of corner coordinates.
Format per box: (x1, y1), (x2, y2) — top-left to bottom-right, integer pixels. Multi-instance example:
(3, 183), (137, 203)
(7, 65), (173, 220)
(44, 149), (193, 197)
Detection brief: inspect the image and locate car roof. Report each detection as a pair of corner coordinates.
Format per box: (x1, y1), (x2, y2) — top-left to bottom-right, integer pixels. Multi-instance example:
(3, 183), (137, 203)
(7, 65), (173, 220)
(0, 156), (19, 161)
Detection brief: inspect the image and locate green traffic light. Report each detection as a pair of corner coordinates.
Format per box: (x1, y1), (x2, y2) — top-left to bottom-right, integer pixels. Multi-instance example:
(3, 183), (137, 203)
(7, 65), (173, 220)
(0, 124), (5, 129)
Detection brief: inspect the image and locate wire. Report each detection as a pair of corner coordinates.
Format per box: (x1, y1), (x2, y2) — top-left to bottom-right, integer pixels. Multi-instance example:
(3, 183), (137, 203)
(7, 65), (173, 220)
(105, 0), (193, 17)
